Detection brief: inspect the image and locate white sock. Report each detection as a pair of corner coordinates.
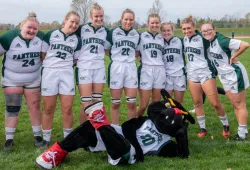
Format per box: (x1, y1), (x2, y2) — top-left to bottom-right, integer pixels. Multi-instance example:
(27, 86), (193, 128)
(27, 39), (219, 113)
(219, 115), (229, 126)
(238, 125), (247, 138)
(5, 127), (16, 140)
(32, 125), (41, 137)
(42, 129), (52, 142)
(63, 128), (72, 138)
(197, 115), (206, 129)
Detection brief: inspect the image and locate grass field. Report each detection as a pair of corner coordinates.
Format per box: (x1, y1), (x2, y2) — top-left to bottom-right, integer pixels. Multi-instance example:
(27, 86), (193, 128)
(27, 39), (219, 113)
(0, 36), (249, 170)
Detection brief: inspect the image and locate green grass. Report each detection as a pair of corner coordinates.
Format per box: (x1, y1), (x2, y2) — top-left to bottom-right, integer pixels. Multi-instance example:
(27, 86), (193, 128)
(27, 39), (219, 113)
(0, 39), (250, 170)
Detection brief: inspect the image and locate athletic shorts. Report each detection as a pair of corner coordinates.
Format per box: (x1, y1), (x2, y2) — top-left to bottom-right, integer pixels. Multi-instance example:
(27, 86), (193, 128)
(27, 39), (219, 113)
(41, 67), (75, 96)
(218, 62), (249, 93)
(187, 68), (215, 84)
(76, 67), (106, 85)
(2, 75), (41, 89)
(138, 64), (166, 90)
(165, 75), (187, 91)
(108, 61), (138, 89)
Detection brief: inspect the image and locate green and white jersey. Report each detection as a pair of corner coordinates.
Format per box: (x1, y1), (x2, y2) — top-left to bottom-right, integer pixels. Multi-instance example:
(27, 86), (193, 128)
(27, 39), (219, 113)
(76, 23), (109, 69)
(162, 36), (185, 76)
(42, 29), (81, 68)
(137, 32), (164, 66)
(209, 32), (241, 74)
(0, 29), (44, 83)
(105, 26), (140, 63)
(183, 30), (214, 73)
(136, 119), (171, 154)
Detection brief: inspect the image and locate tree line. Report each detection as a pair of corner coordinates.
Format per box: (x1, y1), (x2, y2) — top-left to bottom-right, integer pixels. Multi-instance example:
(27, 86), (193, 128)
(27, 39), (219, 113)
(0, 0), (249, 30)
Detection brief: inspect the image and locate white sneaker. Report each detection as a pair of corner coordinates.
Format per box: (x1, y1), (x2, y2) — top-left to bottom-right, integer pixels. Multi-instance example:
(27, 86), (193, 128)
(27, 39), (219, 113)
(189, 109), (195, 113)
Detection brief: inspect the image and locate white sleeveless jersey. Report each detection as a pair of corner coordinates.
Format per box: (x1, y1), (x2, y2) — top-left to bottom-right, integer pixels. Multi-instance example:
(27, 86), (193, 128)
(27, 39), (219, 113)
(0, 30), (44, 83)
(135, 119), (171, 154)
(209, 32), (241, 74)
(76, 23), (109, 69)
(42, 29), (81, 68)
(162, 36), (185, 76)
(105, 26), (140, 63)
(183, 30), (214, 73)
(137, 32), (164, 66)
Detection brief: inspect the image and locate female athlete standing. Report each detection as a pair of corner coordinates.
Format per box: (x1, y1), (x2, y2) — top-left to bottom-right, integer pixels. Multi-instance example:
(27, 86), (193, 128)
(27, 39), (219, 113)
(201, 21), (250, 140)
(105, 9), (140, 124)
(161, 22), (186, 104)
(41, 11), (81, 145)
(181, 16), (229, 138)
(0, 12), (44, 151)
(76, 3), (108, 123)
(136, 14), (165, 116)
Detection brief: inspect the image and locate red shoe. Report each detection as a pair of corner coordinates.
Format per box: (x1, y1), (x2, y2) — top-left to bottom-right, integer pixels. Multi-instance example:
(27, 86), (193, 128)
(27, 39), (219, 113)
(222, 125), (230, 138)
(35, 142), (68, 169)
(84, 101), (110, 129)
(197, 128), (208, 137)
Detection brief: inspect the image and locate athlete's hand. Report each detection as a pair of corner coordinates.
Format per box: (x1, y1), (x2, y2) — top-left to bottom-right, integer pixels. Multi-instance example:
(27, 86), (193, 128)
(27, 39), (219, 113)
(230, 56), (239, 65)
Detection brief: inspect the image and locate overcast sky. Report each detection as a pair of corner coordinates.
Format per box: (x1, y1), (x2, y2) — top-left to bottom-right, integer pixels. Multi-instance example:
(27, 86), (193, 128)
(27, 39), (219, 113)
(0, 0), (249, 25)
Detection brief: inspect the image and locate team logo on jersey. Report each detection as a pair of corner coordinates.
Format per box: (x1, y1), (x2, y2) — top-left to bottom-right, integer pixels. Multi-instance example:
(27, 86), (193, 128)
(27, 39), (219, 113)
(98, 29), (104, 33)
(192, 37), (199, 42)
(157, 36), (163, 40)
(171, 39), (178, 44)
(70, 88), (75, 92)
(181, 85), (186, 88)
(85, 28), (91, 32)
(144, 34), (150, 38)
(54, 34), (60, 39)
(69, 39), (75, 42)
(33, 41), (39, 46)
(184, 38), (187, 42)
(212, 42), (217, 48)
(116, 32), (123, 36)
(140, 82), (148, 86)
(134, 81), (138, 85)
(42, 88), (48, 92)
(111, 81), (118, 85)
(230, 86), (236, 90)
(129, 32), (135, 36)
(15, 43), (22, 48)
(80, 76), (87, 80)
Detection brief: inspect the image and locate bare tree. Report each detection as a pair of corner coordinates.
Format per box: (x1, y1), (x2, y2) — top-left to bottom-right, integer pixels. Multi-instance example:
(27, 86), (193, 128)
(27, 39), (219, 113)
(148, 0), (167, 21)
(103, 15), (111, 28)
(71, 0), (95, 24)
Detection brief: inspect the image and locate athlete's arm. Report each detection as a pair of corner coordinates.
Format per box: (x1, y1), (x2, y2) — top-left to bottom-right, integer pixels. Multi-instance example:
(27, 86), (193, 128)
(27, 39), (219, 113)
(40, 52), (46, 62)
(230, 41), (250, 65)
(136, 51), (141, 62)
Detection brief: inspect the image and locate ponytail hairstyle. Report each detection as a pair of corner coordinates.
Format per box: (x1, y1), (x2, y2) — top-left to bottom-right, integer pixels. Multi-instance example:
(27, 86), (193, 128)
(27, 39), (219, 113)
(20, 12), (39, 28)
(90, 2), (104, 16)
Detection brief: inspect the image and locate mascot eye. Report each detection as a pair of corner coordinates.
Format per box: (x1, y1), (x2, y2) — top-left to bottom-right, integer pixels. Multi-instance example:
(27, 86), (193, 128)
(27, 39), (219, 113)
(165, 116), (169, 119)
(171, 120), (175, 124)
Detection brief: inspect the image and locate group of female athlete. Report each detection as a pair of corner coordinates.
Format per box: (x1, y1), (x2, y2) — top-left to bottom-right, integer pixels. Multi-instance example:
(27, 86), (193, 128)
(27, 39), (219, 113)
(0, 2), (249, 153)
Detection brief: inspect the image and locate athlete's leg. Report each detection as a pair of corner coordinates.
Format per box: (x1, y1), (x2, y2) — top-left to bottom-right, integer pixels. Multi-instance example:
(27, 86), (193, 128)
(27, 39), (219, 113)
(3, 87), (23, 150)
(59, 95), (74, 138)
(152, 88), (161, 102)
(92, 83), (104, 102)
(124, 87), (137, 120)
(78, 84), (92, 124)
(173, 90), (185, 105)
(110, 88), (123, 124)
(137, 89), (151, 117)
(42, 95), (57, 143)
(167, 90), (174, 98)
(226, 90), (248, 139)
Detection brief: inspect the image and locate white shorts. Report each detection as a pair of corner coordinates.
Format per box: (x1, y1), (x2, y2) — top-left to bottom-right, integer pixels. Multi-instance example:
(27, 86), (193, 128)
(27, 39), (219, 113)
(108, 62), (138, 89)
(165, 75), (187, 91)
(41, 67), (75, 96)
(218, 63), (249, 93)
(139, 65), (166, 90)
(187, 68), (215, 84)
(2, 75), (41, 89)
(76, 67), (106, 84)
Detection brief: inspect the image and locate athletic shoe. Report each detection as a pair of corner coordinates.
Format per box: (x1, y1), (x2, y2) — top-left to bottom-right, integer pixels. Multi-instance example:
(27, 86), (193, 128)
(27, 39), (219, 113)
(232, 134), (246, 141)
(3, 139), (14, 152)
(34, 136), (44, 147)
(222, 125), (230, 138)
(189, 109), (195, 113)
(35, 142), (68, 169)
(39, 140), (50, 149)
(197, 128), (207, 137)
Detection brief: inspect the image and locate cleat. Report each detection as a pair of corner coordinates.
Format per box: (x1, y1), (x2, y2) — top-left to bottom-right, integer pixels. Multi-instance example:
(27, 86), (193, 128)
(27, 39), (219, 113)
(35, 142), (68, 169)
(3, 139), (14, 152)
(232, 134), (246, 141)
(35, 136), (44, 147)
(197, 128), (207, 137)
(39, 140), (50, 149)
(222, 125), (230, 138)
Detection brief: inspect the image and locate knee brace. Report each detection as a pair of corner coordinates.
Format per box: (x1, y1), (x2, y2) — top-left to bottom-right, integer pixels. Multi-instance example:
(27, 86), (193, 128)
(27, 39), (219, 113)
(111, 98), (121, 104)
(126, 96), (136, 103)
(4, 94), (22, 117)
(92, 93), (103, 101)
(80, 96), (92, 103)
